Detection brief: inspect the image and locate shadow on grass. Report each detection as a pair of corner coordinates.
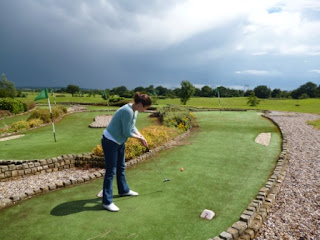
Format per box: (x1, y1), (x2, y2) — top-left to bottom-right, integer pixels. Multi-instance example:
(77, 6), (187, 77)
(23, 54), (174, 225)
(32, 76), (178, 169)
(50, 198), (102, 216)
(50, 191), (163, 216)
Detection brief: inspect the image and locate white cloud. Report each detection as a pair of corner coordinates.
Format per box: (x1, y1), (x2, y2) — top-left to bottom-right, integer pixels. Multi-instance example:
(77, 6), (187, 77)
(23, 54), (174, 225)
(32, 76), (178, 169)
(235, 70), (269, 75)
(252, 52), (268, 55)
(310, 69), (320, 73)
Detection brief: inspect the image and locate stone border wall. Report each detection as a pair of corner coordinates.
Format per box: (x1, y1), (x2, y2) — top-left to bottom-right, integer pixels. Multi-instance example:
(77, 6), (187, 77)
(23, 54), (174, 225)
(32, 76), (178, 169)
(0, 155), (77, 182)
(210, 114), (288, 240)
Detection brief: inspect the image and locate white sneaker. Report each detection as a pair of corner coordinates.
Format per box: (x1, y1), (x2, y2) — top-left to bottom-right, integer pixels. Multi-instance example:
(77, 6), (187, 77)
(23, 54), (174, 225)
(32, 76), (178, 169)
(97, 190), (103, 198)
(120, 190), (139, 197)
(103, 203), (119, 212)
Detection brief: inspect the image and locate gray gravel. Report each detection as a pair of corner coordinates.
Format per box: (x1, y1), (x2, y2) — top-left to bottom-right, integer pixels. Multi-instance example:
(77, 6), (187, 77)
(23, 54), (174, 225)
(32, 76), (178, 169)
(0, 168), (105, 200)
(255, 111), (320, 240)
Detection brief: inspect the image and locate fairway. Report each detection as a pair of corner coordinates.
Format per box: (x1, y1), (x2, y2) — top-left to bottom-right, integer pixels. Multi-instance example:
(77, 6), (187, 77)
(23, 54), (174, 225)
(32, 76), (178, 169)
(0, 111), (281, 240)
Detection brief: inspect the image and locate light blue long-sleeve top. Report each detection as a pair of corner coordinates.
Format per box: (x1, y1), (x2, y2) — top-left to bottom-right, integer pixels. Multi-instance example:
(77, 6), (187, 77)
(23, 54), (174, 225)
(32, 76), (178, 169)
(103, 104), (138, 144)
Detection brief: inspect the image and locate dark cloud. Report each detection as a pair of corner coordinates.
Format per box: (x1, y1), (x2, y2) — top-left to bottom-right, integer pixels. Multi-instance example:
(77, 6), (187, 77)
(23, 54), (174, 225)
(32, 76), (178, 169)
(0, 0), (319, 90)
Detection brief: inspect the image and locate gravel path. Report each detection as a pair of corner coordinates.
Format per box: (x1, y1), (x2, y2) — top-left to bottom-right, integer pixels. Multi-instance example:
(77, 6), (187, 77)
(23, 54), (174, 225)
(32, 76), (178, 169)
(255, 111), (320, 240)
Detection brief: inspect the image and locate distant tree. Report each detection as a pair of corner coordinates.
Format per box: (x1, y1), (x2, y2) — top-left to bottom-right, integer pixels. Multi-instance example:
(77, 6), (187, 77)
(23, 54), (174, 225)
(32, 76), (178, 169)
(299, 93), (309, 99)
(179, 80), (195, 105)
(271, 88), (282, 98)
(0, 74), (17, 98)
(291, 82), (317, 99)
(134, 86), (145, 93)
(194, 88), (201, 97)
(247, 92), (261, 106)
(254, 85), (271, 98)
(111, 86), (132, 97)
(66, 84), (80, 97)
(155, 86), (168, 96)
(217, 86), (228, 97)
(316, 85), (320, 98)
(244, 90), (254, 97)
(145, 85), (155, 96)
(200, 85), (213, 97)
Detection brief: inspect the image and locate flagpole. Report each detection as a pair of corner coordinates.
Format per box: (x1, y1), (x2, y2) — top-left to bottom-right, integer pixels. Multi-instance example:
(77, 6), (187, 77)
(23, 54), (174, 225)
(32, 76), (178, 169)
(47, 97), (57, 142)
(218, 90), (221, 114)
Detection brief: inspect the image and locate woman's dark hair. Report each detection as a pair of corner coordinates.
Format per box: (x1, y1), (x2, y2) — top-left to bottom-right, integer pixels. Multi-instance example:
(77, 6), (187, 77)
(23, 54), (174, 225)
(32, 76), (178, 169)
(133, 92), (152, 107)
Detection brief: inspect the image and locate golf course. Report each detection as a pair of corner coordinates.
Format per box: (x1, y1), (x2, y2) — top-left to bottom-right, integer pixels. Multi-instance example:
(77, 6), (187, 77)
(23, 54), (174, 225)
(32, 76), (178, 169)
(0, 109), (281, 240)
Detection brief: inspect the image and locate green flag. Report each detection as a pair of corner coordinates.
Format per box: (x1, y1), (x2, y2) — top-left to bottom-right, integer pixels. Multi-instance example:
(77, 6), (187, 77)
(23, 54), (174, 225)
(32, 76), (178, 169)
(34, 88), (48, 101)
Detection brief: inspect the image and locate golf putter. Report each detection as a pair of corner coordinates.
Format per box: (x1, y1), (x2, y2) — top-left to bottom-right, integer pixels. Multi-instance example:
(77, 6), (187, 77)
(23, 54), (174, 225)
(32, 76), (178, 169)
(146, 147), (170, 182)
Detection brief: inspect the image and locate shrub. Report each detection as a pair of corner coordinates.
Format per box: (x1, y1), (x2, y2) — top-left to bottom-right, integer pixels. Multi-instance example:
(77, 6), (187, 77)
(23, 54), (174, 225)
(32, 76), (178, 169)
(8, 120), (30, 132)
(108, 100), (130, 107)
(56, 94), (66, 97)
(28, 102), (36, 111)
(27, 105), (67, 123)
(108, 95), (125, 103)
(0, 98), (25, 114)
(28, 118), (43, 128)
(247, 92), (261, 106)
(92, 144), (103, 156)
(92, 125), (180, 160)
(158, 105), (197, 131)
(0, 110), (11, 118)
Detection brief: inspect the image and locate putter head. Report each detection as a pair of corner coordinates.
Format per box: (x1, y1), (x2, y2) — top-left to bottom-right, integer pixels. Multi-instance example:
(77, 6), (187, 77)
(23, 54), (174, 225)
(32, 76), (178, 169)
(163, 178), (170, 182)
(146, 147), (150, 152)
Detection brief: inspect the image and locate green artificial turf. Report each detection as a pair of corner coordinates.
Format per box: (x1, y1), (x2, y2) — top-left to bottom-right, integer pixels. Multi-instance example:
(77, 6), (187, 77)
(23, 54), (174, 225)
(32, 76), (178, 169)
(0, 112), (32, 128)
(0, 112), (154, 160)
(0, 111), (281, 239)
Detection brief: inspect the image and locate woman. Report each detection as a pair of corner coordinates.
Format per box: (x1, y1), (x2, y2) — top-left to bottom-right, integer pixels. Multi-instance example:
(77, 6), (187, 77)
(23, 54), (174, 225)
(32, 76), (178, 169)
(99, 92), (151, 212)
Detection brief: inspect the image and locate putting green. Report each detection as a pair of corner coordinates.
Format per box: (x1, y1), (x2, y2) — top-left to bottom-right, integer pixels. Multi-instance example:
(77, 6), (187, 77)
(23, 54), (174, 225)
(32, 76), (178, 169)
(0, 111), (281, 239)
(0, 111), (154, 160)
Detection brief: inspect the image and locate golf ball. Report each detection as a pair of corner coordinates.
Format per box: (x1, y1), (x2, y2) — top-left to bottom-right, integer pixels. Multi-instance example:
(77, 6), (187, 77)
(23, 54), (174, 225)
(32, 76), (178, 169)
(180, 167), (184, 172)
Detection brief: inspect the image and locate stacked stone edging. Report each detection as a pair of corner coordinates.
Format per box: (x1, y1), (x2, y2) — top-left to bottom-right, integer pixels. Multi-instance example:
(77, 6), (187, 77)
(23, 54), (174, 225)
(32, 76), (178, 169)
(210, 113), (288, 240)
(0, 129), (190, 209)
(0, 155), (77, 182)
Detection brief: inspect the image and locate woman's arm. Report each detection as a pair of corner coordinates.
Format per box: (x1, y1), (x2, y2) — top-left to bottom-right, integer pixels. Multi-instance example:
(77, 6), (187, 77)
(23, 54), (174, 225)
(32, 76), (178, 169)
(131, 132), (148, 147)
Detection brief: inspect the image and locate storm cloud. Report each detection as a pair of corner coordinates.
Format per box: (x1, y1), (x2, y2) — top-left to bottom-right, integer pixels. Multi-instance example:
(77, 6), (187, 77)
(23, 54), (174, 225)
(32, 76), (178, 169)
(0, 0), (319, 90)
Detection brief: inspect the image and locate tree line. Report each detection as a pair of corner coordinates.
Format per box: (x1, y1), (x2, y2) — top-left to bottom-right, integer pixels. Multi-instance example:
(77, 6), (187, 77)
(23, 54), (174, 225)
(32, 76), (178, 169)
(1, 73), (319, 100)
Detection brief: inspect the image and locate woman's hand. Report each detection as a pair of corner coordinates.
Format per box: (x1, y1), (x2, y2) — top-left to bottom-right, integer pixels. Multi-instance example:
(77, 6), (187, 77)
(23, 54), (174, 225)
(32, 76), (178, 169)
(139, 136), (148, 147)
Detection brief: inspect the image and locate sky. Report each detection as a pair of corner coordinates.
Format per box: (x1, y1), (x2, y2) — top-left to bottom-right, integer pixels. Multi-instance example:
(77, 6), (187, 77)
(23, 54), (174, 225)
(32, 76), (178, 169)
(1, 0), (320, 91)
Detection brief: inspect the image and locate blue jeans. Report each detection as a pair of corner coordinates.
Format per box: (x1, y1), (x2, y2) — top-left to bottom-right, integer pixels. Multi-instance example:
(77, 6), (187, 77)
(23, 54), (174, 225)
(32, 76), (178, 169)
(101, 137), (130, 205)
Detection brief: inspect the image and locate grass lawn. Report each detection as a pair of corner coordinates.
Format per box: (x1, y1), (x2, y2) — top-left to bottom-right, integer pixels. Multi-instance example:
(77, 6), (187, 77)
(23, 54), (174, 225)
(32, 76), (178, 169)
(0, 111), (281, 239)
(0, 112), (33, 128)
(157, 97), (320, 114)
(17, 93), (320, 114)
(0, 112), (155, 160)
(307, 119), (320, 130)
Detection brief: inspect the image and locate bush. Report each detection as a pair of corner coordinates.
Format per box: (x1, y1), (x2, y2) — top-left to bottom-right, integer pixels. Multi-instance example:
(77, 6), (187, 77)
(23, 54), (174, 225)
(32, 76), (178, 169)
(108, 95), (125, 103)
(28, 118), (44, 128)
(108, 100), (130, 107)
(56, 94), (66, 97)
(28, 105), (67, 123)
(0, 98), (25, 114)
(0, 110), (11, 118)
(92, 125), (180, 160)
(158, 105), (197, 131)
(27, 101), (36, 111)
(8, 121), (30, 132)
(92, 144), (103, 156)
